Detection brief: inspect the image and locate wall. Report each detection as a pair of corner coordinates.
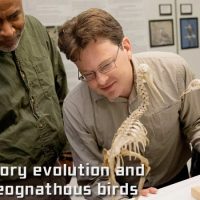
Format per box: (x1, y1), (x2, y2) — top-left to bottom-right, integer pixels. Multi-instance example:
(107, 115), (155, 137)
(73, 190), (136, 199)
(177, 0), (200, 78)
(23, 0), (200, 90)
(144, 0), (200, 78)
(145, 0), (177, 53)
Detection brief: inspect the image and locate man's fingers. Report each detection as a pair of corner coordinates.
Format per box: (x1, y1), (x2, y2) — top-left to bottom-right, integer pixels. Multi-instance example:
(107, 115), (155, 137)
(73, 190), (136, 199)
(140, 187), (158, 196)
(149, 187), (158, 194)
(140, 189), (149, 196)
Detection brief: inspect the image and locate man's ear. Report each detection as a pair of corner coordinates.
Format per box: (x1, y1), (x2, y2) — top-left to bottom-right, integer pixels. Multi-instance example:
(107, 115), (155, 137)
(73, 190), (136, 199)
(122, 37), (132, 59)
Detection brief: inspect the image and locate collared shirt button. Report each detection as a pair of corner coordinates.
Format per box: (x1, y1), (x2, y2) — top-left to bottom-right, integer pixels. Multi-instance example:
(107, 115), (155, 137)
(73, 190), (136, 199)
(31, 96), (35, 103)
(21, 72), (25, 79)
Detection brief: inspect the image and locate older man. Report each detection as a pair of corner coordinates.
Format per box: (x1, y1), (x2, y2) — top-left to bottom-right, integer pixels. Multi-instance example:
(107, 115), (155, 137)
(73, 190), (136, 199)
(0, 0), (71, 199)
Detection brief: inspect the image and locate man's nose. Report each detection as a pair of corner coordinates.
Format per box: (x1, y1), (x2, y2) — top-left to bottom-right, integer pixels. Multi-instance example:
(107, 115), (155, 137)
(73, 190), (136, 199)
(0, 22), (15, 37)
(95, 72), (109, 85)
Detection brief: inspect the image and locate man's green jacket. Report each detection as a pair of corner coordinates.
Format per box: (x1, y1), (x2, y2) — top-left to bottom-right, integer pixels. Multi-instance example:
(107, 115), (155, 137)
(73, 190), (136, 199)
(0, 15), (68, 181)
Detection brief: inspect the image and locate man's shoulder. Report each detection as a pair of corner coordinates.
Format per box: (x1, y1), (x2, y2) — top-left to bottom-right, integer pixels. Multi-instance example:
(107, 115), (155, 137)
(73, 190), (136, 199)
(20, 15), (49, 51)
(24, 15), (46, 35)
(134, 51), (183, 62)
(64, 82), (91, 105)
(65, 82), (104, 104)
(134, 51), (194, 94)
(134, 51), (189, 75)
(25, 15), (42, 26)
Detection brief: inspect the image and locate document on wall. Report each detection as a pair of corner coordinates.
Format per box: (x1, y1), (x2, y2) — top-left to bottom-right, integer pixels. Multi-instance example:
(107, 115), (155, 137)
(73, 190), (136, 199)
(106, 0), (147, 53)
(70, 0), (107, 15)
(23, 0), (72, 26)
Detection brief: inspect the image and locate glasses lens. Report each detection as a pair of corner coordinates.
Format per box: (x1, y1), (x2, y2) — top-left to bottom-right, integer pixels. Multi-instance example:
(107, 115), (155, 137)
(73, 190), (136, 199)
(78, 71), (85, 81)
(78, 45), (120, 81)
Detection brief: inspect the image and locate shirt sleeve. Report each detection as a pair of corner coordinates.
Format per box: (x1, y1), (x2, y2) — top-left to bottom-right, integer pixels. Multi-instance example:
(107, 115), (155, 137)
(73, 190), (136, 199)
(29, 15), (68, 107)
(177, 57), (200, 153)
(43, 24), (70, 151)
(45, 28), (68, 107)
(62, 98), (129, 200)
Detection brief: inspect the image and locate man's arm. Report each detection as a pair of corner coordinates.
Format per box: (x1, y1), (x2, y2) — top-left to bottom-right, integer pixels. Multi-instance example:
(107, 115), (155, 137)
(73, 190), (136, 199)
(177, 57), (200, 178)
(44, 27), (68, 107)
(44, 26), (73, 173)
(178, 61), (200, 150)
(63, 96), (130, 200)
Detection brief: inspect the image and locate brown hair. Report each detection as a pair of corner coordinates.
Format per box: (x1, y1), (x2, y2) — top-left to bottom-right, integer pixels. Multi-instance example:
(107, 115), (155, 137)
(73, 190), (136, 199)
(58, 8), (124, 62)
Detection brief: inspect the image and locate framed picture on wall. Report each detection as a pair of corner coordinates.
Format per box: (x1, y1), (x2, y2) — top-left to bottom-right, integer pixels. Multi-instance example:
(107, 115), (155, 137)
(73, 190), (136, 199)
(180, 4), (192, 15)
(159, 4), (172, 16)
(180, 18), (199, 49)
(149, 19), (174, 47)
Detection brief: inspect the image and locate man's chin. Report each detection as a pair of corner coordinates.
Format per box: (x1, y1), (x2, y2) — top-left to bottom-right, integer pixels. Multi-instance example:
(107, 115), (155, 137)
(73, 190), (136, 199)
(0, 43), (19, 52)
(105, 93), (119, 102)
(0, 32), (22, 52)
(107, 96), (118, 102)
(94, 89), (118, 101)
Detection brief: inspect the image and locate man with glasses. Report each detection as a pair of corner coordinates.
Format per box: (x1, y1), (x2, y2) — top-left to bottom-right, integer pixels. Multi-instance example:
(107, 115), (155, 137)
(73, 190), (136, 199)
(58, 8), (200, 200)
(0, 0), (71, 199)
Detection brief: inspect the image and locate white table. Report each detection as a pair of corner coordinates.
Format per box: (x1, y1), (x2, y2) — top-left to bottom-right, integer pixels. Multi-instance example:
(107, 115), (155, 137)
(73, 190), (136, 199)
(140, 175), (200, 200)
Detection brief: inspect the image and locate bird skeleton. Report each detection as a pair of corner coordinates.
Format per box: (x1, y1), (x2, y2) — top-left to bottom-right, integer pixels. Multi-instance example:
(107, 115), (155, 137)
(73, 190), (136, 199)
(181, 79), (200, 96)
(103, 64), (157, 200)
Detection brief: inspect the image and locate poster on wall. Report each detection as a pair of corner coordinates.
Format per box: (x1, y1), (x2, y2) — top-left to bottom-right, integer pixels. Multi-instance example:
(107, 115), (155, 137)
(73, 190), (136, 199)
(149, 19), (174, 47)
(180, 18), (199, 49)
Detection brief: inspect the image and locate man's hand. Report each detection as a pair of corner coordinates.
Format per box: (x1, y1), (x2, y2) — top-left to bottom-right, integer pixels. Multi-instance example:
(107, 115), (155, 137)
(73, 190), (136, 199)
(58, 151), (73, 168)
(58, 151), (73, 184)
(140, 187), (157, 196)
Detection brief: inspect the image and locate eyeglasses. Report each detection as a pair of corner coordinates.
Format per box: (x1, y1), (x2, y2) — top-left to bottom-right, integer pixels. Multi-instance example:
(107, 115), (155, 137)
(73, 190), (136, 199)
(78, 45), (120, 81)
